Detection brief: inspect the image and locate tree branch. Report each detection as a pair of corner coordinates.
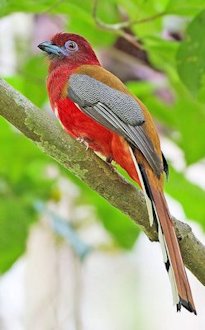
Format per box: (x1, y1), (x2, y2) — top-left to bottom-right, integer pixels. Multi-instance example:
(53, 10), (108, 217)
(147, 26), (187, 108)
(0, 78), (205, 286)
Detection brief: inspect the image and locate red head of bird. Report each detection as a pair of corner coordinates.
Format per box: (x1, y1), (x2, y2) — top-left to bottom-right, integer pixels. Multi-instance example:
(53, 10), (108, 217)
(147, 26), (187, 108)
(38, 33), (100, 73)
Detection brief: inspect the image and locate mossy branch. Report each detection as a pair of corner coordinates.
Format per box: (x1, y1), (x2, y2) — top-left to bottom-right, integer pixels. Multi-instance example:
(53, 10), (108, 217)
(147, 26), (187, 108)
(0, 78), (205, 286)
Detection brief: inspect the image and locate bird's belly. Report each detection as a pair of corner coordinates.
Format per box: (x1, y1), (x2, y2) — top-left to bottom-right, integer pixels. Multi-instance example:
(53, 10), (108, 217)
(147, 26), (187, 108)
(55, 98), (113, 157)
(54, 98), (140, 185)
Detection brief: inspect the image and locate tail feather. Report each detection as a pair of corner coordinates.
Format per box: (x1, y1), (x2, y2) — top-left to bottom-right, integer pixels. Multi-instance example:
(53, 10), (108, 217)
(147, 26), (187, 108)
(129, 147), (196, 314)
(151, 188), (196, 314)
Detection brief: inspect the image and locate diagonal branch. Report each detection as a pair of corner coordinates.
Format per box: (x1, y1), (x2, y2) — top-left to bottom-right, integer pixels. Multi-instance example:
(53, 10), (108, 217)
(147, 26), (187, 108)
(0, 78), (205, 286)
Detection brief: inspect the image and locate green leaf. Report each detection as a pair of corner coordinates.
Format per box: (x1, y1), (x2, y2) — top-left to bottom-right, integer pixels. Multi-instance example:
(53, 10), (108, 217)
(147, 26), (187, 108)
(177, 10), (205, 98)
(0, 0), (116, 47)
(63, 171), (139, 249)
(0, 118), (57, 272)
(0, 118), (47, 182)
(21, 56), (48, 106)
(118, 0), (168, 38)
(167, 0), (205, 15)
(64, 0), (117, 46)
(169, 78), (205, 164)
(6, 56), (47, 107)
(144, 36), (179, 70)
(0, 198), (36, 273)
(126, 81), (175, 128)
(95, 194), (139, 250)
(166, 166), (205, 228)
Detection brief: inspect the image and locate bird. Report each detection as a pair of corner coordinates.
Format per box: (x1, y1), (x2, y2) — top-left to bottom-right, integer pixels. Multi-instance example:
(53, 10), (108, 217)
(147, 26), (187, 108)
(38, 32), (196, 314)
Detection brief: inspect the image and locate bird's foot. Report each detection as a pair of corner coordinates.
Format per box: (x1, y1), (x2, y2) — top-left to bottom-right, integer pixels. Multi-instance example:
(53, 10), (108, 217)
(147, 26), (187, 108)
(106, 156), (113, 164)
(76, 137), (89, 150)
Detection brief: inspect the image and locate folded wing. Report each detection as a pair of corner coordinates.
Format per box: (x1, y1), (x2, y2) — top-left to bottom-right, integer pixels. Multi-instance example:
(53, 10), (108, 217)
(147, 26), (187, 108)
(68, 73), (163, 177)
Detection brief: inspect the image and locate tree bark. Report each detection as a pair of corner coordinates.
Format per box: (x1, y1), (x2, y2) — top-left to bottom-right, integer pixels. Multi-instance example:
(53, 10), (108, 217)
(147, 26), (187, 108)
(0, 78), (205, 286)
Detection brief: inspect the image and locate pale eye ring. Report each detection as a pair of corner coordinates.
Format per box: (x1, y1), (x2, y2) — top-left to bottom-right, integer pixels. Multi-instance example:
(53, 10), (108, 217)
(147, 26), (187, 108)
(65, 40), (78, 51)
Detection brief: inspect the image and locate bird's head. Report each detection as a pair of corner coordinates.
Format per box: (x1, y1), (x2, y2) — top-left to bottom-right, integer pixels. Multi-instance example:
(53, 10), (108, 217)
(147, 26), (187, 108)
(38, 33), (100, 72)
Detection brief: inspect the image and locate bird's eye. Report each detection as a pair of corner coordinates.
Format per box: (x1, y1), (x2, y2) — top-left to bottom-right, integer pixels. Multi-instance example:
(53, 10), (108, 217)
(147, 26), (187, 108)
(65, 40), (78, 51)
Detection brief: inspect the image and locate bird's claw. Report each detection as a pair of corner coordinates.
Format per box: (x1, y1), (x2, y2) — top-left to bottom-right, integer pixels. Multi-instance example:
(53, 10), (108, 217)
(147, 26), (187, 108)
(76, 137), (89, 150)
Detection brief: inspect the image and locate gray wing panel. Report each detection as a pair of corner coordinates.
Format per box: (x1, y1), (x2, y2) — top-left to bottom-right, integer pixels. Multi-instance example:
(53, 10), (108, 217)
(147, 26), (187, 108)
(68, 74), (145, 126)
(68, 73), (163, 176)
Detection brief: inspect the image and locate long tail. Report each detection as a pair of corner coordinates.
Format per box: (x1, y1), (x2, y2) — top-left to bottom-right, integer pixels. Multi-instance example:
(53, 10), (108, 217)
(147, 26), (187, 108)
(129, 148), (196, 314)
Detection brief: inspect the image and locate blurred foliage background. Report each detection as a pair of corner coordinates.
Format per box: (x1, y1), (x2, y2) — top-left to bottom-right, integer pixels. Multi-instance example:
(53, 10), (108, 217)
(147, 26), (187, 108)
(0, 0), (205, 272)
(0, 0), (205, 327)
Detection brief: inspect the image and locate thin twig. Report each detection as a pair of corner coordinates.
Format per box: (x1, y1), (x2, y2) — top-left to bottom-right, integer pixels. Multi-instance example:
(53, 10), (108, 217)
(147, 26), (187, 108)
(93, 0), (167, 31)
(116, 30), (143, 50)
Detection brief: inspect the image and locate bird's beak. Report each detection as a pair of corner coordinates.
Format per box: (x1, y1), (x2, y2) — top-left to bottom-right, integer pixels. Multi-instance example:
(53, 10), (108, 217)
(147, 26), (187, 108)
(38, 41), (62, 56)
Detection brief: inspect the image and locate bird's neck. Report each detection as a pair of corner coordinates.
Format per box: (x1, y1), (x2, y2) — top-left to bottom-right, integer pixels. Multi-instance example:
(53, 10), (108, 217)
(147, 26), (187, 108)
(47, 61), (100, 108)
(48, 53), (100, 74)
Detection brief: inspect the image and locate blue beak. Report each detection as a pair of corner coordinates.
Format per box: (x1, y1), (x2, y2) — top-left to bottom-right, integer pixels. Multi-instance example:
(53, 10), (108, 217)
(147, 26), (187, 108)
(38, 41), (62, 56)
